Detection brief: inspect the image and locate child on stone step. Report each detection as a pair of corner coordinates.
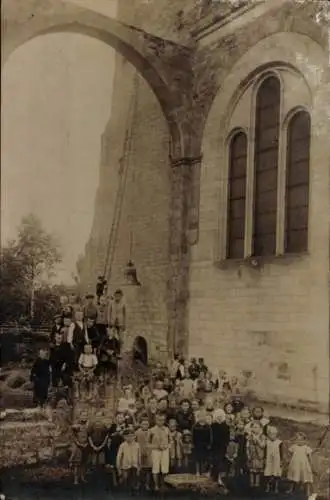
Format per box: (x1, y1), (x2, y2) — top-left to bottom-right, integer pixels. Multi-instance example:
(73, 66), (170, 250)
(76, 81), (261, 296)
(168, 418), (183, 472)
(192, 410), (212, 476)
(264, 425), (283, 494)
(78, 344), (98, 399)
(149, 413), (171, 491)
(135, 417), (152, 490)
(30, 348), (51, 409)
(117, 429), (141, 492)
(69, 411), (90, 485)
(286, 432), (313, 497)
(246, 421), (266, 488)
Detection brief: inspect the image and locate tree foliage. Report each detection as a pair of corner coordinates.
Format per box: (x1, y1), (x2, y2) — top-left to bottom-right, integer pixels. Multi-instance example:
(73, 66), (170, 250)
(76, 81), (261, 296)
(0, 214), (62, 324)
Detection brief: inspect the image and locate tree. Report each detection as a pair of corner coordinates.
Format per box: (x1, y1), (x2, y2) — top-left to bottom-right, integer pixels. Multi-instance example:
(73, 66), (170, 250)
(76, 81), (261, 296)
(0, 214), (62, 321)
(0, 244), (29, 323)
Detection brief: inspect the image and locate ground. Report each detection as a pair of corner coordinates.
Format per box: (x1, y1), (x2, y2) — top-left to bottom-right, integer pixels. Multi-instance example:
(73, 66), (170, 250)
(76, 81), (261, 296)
(1, 364), (329, 499)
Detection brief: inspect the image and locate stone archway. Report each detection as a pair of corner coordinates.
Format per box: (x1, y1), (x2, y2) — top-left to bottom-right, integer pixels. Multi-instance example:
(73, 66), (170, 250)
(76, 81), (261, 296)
(1, 0), (205, 360)
(132, 336), (148, 366)
(1, 0), (195, 159)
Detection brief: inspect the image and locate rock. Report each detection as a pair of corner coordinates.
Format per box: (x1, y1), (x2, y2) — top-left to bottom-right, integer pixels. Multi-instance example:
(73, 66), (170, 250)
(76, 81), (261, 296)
(38, 447), (53, 461)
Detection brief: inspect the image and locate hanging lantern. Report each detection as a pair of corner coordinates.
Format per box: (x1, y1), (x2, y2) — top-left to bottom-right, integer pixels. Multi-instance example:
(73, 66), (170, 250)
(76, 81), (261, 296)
(124, 260), (141, 286)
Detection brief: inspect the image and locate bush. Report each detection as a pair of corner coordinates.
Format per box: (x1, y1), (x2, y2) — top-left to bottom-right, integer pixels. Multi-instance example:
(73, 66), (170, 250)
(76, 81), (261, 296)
(6, 373), (28, 389)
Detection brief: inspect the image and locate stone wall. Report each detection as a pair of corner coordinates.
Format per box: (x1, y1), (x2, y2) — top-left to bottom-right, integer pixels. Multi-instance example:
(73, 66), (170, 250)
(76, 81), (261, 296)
(79, 0), (330, 404)
(188, 7), (330, 408)
(81, 54), (172, 360)
(0, 421), (56, 468)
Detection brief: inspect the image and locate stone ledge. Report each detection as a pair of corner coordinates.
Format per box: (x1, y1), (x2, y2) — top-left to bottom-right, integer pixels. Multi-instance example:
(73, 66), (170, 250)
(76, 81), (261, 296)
(214, 252), (309, 270)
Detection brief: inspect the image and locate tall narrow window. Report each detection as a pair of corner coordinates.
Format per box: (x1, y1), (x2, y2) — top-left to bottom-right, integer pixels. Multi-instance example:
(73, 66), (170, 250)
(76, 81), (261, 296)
(253, 76), (280, 256)
(227, 132), (247, 258)
(285, 111), (311, 253)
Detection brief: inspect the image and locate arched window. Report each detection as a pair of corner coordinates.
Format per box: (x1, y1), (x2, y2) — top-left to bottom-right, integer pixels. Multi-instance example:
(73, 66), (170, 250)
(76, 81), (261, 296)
(253, 76), (281, 256)
(227, 131), (248, 259)
(285, 110), (311, 253)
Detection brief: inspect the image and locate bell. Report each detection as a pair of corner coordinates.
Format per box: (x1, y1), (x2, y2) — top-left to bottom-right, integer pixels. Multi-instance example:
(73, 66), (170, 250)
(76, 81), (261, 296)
(124, 260), (141, 286)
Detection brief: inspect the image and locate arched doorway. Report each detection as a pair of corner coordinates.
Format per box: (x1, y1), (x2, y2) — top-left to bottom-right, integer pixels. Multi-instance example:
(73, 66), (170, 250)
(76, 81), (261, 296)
(133, 336), (148, 366)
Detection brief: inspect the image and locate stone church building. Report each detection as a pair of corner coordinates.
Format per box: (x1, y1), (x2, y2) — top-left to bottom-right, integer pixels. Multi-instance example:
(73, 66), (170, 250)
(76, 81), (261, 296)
(3, 0), (329, 410)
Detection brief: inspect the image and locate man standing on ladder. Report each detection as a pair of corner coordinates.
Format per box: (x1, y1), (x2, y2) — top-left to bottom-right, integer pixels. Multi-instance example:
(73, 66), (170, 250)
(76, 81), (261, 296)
(108, 289), (126, 350)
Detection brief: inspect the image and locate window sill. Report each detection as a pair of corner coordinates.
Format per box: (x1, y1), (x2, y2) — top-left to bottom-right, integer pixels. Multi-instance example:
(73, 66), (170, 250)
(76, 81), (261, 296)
(214, 252), (309, 270)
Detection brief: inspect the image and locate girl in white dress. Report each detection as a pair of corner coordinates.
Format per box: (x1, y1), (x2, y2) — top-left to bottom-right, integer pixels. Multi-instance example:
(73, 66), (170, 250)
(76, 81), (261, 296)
(264, 426), (283, 493)
(287, 432), (313, 496)
(117, 385), (136, 416)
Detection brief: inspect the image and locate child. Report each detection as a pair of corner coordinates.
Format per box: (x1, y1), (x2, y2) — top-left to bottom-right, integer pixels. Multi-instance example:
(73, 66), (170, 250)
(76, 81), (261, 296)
(246, 406), (269, 435)
(172, 379), (183, 405)
(181, 430), (193, 471)
(180, 372), (194, 399)
(135, 418), (152, 490)
(162, 376), (173, 395)
(152, 361), (167, 382)
(109, 289), (126, 342)
(176, 399), (194, 431)
(149, 413), (170, 491)
(116, 429), (141, 492)
(167, 397), (178, 422)
(98, 327), (120, 382)
(50, 314), (63, 346)
(118, 385), (136, 415)
(188, 358), (200, 380)
(134, 398), (147, 425)
(224, 402), (236, 432)
(147, 397), (159, 427)
(205, 396), (216, 419)
(139, 379), (152, 407)
(87, 412), (109, 467)
(231, 394), (245, 415)
(198, 357), (208, 375)
(287, 432), (313, 496)
(235, 419), (248, 479)
(83, 294), (98, 321)
(157, 397), (169, 421)
(194, 371), (206, 402)
(192, 410), (212, 476)
(264, 425), (283, 493)
(168, 353), (180, 382)
(246, 421), (266, 488)
(96, 276), (106, 304)
(153, 379), (168, 401)
(96, 295), (109, 340)
(219, 371), (231, 400)
(30, 348), (51, 408)
(240, 407), (252, 428)
(226, 429), (239, 478)
(168, 419), (183, 472)
(69, 411), (90, 485)
(105, 414), (125, 489)
(78, 344), (98, 399)
(211, 409), (230, 487)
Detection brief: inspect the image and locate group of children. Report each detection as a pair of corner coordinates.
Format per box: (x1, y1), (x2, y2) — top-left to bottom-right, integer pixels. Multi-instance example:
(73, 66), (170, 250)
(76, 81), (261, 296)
(30, 290), (126, 406)
(69, 356), (315, 496)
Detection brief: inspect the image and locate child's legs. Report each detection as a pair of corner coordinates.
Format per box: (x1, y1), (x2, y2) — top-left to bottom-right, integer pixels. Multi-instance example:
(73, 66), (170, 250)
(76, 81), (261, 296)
(122, 469), (129, 488)
(73, 466), (79, 484)
(305, 482), (312, 496)
(160, 450), (169, 476)
(152, 450), (161, 489)
(195, 458), (202, 475)
(129, 468), (138, 490)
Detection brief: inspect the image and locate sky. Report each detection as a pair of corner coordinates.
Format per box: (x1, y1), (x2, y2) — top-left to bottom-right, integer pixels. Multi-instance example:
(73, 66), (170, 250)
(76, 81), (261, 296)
(1, 32), (116, 284)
